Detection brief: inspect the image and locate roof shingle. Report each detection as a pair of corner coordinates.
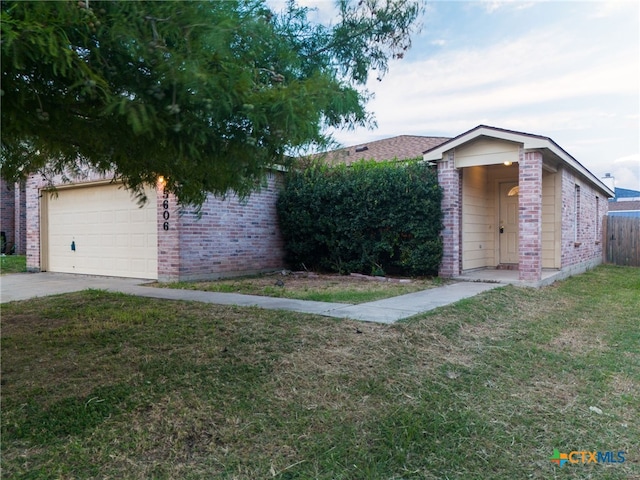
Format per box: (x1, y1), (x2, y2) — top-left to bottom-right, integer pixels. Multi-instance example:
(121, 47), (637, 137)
(318, 135), (451, 165)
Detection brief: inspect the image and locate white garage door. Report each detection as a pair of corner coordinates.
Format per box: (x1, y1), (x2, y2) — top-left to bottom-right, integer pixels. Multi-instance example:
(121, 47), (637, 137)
(46, 183), (158, 279)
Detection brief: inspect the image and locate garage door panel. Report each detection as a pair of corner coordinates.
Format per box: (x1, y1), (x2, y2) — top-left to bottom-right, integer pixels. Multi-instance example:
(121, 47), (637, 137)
(116, 208), (131, 221)
(130, 258), (149, 272)
(102, 211), (117, 223)
(131, 234), (146, 247)
(116, 235), (130, 247)
(87, 212), (100, 224)
(46, 184), (158, 279)
(86, 234), (99, 247)
(130, 209), (148, 223)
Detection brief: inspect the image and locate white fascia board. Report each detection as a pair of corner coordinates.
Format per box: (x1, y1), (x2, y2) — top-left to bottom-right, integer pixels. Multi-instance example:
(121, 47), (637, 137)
(423, 126), (526, 162)
(526, 142), (614, 198)
(422, 125), (614, 198)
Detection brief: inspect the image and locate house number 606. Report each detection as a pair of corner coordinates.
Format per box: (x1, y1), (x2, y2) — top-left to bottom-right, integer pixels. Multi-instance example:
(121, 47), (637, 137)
(162, 190), (170, 231)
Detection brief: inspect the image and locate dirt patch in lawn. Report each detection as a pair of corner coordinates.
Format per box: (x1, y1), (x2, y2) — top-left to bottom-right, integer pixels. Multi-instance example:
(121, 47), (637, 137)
(245, 271), (418, 289)
(546, 329), (607, 354)
(0, 313), (68, 336)
(157, 271), (442, 304)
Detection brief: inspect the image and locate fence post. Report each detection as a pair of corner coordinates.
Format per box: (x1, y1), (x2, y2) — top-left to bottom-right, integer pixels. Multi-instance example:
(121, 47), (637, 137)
(602, 216), (608, 264)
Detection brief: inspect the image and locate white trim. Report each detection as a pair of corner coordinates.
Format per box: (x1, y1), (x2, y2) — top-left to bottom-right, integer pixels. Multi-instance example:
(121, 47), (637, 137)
(423, 125), (614, 198)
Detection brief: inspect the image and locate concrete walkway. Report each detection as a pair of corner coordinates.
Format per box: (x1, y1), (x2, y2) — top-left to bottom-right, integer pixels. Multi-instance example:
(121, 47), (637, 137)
(0, 273), (501, 324)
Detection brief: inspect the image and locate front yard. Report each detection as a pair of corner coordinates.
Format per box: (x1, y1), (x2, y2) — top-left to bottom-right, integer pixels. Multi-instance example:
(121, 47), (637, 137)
(1, 265), (638, 479)
(157, 272), (443, 304)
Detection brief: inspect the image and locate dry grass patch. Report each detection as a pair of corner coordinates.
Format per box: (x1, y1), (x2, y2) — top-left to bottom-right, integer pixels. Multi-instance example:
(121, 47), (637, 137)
(1, 265), (638, 479)
(609, 373), (638, 396)
(269, 320), (409, 413)
(157, 271), (442, 304)
(546, 328), (607, 353)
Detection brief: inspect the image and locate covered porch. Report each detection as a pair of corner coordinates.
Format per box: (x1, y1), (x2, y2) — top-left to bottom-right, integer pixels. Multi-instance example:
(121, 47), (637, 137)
(425, 126), (564, 283)
(457, 160), (561, 275)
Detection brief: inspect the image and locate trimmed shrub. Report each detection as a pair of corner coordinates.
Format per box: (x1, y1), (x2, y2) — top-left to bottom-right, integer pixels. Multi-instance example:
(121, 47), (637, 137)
(277, 159), (443, 276)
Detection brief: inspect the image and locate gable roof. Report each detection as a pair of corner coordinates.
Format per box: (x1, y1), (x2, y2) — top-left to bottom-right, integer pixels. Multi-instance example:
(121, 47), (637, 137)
(320, 135), (450, 165)
(423, 125), (614, 198)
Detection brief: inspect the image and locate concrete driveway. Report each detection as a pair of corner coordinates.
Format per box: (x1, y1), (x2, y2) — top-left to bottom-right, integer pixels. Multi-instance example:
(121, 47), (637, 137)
(1, 272), (149, 303)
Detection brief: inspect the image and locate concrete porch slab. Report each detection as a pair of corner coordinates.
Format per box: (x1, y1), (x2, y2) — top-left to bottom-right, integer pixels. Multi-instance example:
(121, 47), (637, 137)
(454, 268), (568, 287)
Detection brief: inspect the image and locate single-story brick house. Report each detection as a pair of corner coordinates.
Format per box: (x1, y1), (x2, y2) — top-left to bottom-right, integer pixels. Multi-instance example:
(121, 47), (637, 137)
(423, 125), (614, 283)
(24, 124), (613, 284)
(25, 135), (449, 282)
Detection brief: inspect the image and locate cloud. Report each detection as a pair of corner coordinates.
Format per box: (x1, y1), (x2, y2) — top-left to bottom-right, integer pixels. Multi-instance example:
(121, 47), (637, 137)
(480, 0), (537, 13)
(276, 1), (639, 189)
(614, 153), (640, 165)
(267, 0), (338, 25)
(608, 154), (640, 190)
(608, 166), (640, 192)
(589, 0), (638, 18)
(349, 25), (637, 131)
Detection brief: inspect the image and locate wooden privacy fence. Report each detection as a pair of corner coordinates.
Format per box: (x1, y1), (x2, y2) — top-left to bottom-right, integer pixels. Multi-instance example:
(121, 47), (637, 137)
(603, 216), (640, 267)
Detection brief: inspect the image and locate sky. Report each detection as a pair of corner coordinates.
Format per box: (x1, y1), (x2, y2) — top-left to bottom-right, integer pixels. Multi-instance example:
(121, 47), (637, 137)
(274, 0), (640, 191)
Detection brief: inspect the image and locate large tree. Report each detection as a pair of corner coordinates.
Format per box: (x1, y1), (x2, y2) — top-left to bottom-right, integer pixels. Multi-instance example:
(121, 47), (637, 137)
(1, 0), (421, 205)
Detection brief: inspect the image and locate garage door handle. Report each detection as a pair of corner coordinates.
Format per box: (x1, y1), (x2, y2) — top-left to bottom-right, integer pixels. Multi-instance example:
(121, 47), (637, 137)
(71, 240), (76, 251)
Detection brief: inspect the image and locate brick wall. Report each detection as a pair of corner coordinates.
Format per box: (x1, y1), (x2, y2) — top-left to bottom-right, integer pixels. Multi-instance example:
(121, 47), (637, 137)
(27, 171), (286, 280)
(0, 178), (16, 254)
(14, 182), (27, 254)
(518, 150), (543, 281)
(561, 168), (607, 267)
(437, 151), (462, 277)
(25, 175), (41, 271)
(157, 181), (181, 281)
(163, 172), (286, 281)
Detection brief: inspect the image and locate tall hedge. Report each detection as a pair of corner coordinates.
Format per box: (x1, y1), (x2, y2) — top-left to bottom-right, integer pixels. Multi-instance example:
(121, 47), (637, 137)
(277, 159), (443, 276)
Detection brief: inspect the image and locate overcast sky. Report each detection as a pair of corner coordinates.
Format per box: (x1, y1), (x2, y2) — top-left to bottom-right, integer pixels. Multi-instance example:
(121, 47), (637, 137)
(275, 0), (640, 190)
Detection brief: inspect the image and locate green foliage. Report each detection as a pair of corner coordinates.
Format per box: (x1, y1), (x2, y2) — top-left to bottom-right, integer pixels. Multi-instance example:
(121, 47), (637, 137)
(0, 255), (26, 274)
(159, 274), (440, 304)
(0, 0), (422, 206)
(277, 159), (443, 276)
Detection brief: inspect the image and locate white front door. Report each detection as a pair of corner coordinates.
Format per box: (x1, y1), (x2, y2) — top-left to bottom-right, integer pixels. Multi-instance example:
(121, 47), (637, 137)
(499, 182), (519, 264)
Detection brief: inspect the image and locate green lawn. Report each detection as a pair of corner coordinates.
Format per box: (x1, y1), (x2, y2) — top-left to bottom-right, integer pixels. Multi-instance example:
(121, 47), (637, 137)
(158, 274), (443, 304)
(0, 255), (26, 275)
(1, 265), (638, 479)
